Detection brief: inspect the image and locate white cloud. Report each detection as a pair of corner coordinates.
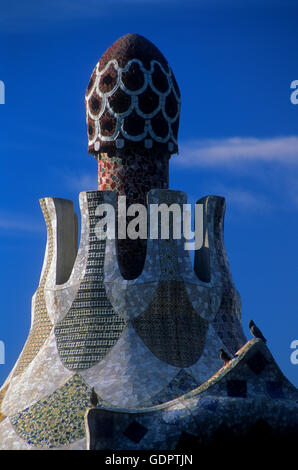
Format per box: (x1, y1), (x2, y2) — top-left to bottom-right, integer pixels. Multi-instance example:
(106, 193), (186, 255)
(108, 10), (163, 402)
(215, 186), (272, 211)
(66, 172), (98, 191)
(188, 184), (272, 212)
(175, 136), (298, 168)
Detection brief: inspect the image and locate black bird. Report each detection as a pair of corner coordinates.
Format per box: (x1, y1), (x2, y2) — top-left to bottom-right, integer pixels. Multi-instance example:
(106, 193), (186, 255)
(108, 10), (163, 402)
(220, 348), (231, 364)
(249, 320), (267, 343)
(89, 387), (99, 408)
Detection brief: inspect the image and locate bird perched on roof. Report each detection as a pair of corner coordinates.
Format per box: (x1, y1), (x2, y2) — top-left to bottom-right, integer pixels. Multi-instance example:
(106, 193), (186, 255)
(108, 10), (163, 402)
(249, 320), (267, 343)
(219, 348), (231, 365)
(89, 387), (99, 408)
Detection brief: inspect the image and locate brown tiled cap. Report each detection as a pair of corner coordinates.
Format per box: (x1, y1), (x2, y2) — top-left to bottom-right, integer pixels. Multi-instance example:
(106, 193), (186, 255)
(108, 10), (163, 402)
(85, 33), (181, 156)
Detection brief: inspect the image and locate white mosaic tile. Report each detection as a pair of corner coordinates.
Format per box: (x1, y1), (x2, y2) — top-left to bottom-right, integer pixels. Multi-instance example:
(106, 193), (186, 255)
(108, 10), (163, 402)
(185, 324), (227, 385)
(0, 418), (31, 450)
(1, 329), (73, 416)
(43, 193), (90, 324)
(81, 324), (179, 407)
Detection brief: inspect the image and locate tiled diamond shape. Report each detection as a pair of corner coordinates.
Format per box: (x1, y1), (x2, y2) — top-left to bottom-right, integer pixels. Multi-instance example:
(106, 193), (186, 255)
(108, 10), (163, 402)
(247, 351), (268, 375)
(123, 420), (148, 443)
(266, 381), (284, 399)
(227, 380), (247, 398)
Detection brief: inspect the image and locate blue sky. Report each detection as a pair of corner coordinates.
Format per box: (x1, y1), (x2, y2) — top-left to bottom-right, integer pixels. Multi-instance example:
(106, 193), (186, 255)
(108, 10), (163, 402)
(0, 0), (297, 387)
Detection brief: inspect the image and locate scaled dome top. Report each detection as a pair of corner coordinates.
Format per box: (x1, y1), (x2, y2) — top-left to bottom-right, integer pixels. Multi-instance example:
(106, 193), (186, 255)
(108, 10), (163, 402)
(85, 33), (181, 156)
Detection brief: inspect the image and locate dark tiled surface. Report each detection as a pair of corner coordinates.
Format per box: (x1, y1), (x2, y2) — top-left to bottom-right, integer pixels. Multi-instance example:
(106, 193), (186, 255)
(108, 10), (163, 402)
(123, 420), (148, 443)
(266, 381), (284, 399)
(247, 351), (269, 375)
(226, 380), (247, 398)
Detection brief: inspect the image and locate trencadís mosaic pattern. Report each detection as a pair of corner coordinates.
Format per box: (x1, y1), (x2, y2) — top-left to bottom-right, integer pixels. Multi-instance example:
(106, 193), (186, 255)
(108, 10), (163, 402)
(12, 199), (54, 377)
(1, 33), (295, 451)
(85, 339), (298, 450)
(10, 374), (91, 448)
(54, 191), (127, 370)
(85, 34), (180, 155)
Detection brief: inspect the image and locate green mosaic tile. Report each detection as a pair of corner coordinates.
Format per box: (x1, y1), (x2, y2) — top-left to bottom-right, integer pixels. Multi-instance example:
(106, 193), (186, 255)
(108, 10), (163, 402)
(10, 374), (92, 448)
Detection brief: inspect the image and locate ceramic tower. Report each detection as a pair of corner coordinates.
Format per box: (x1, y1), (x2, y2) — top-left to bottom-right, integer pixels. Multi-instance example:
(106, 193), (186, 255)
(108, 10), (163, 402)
(0, 34), (296, 451)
